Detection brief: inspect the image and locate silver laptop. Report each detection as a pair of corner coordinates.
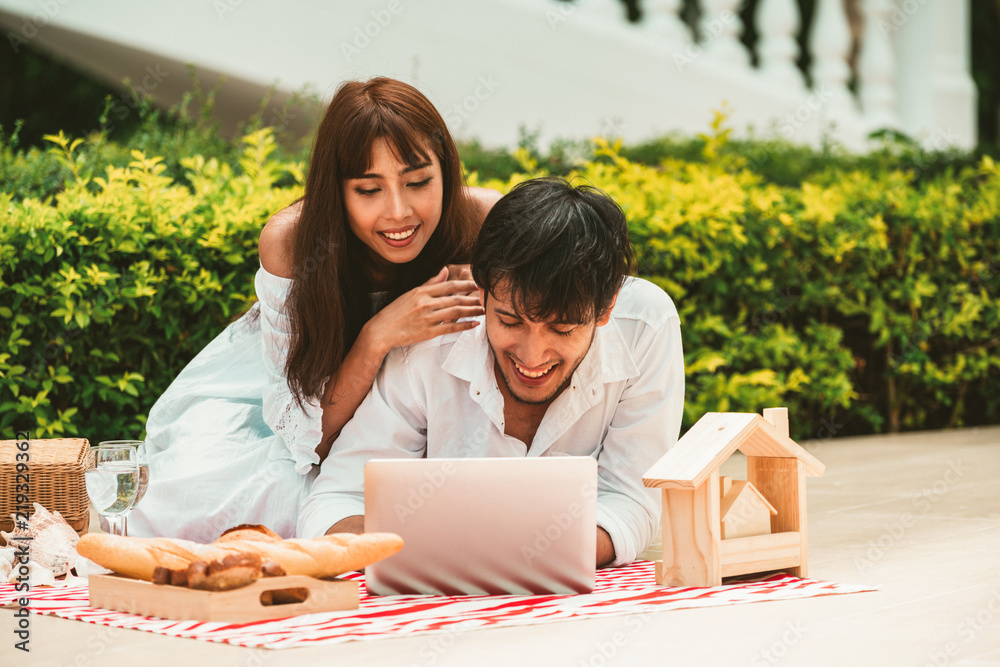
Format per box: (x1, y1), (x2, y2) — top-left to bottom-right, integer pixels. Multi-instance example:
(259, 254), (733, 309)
(364, 457), (597, 596)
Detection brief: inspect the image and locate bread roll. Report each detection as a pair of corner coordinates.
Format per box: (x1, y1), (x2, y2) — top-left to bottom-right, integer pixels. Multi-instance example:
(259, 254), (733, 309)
(216, 524), (282, 543)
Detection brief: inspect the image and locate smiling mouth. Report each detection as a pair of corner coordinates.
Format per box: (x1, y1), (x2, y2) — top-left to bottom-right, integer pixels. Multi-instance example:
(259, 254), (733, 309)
(379, 227), (417, 241)
(513, 360), (556, 379)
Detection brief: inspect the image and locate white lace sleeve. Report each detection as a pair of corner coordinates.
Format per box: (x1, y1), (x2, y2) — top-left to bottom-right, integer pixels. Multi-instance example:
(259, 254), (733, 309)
(256, 266), (323, 473)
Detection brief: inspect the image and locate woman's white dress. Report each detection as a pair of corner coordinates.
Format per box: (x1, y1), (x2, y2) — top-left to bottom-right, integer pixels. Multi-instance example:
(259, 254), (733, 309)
(128, 266), (327, 542)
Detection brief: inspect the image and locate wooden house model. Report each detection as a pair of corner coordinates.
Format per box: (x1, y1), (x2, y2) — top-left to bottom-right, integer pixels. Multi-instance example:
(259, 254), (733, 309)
(719, 477), (777, 540)
(642, 408), (824, 587)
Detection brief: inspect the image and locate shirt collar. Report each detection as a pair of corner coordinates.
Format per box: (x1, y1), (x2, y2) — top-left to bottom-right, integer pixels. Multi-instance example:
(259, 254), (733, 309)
(442, 318), (496, 401)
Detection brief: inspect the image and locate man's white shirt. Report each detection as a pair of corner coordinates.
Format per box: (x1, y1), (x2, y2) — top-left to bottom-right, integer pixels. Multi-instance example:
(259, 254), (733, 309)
(297, 277), (684, 566)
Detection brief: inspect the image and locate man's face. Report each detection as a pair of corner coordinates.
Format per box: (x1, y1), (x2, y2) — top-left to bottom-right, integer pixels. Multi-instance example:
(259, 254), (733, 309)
(482, 283), (614, 406)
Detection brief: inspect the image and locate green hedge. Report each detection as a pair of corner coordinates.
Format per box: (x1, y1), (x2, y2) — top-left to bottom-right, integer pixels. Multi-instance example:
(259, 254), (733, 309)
(1, 128), (302, 439)
(2, 121), (999, 443)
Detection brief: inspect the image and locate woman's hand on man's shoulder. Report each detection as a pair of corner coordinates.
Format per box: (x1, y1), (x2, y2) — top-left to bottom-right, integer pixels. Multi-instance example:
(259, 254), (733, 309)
(259, 200), (303, 279)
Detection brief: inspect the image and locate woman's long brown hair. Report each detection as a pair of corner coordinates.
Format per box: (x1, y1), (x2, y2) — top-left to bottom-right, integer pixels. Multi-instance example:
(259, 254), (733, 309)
(285, 78), (478, 405)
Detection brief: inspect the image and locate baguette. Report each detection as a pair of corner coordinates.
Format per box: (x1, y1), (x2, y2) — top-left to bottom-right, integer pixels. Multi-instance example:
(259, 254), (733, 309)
(76, 535), (187, 582)
(76, 531), (404, 589)
(213, 533), (404, 578)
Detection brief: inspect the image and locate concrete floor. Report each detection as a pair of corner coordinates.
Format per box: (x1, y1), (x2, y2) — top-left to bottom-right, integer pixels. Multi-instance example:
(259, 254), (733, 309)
(3, 425), (1000, 666)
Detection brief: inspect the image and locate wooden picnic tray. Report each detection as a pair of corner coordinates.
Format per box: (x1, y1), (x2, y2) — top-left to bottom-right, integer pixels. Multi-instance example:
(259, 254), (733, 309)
(88, 574), (359, 622)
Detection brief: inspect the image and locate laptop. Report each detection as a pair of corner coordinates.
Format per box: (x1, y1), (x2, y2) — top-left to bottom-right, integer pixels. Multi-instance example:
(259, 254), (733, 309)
(364, 457), (597, 596)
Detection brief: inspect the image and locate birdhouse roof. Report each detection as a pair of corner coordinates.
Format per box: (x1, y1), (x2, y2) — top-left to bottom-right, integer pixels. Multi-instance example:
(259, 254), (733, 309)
(643, 412), (825, 490)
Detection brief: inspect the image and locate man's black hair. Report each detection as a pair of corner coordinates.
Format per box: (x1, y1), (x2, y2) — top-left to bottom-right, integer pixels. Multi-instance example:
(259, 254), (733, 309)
(472, 177), (636, 324)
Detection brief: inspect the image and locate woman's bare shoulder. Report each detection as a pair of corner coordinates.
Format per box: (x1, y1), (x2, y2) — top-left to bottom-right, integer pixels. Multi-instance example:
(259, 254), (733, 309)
(259, 200), (304, 279)
(465, 186), (503, 224)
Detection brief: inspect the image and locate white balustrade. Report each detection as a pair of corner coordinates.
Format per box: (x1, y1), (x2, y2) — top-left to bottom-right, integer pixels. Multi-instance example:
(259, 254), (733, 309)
(577, 0), (627, 24)
(700, 0), (749, 66)
(642, 0), (690, 45)
(757, 0), (804, 89)
(857, 0), (898, 130)
(808, 0), (857, 116)
(0, 0), (975, 150)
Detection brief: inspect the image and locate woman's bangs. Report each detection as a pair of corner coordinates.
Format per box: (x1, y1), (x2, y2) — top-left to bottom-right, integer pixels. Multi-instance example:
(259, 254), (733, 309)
(379, 103), (435, 166)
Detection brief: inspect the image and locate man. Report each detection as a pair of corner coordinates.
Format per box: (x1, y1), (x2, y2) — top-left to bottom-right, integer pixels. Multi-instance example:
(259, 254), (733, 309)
(297, 177), (684, 567)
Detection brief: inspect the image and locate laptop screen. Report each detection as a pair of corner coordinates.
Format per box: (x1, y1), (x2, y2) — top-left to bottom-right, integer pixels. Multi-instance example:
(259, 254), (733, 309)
(364, 457), (597, 596)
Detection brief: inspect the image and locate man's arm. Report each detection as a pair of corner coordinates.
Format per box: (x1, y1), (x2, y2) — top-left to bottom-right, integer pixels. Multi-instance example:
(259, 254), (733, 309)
(595, 284), (685, 566)
(596, 527), (615, 568)
(327, 515), (364, 535)
(297, 347), (429, 537)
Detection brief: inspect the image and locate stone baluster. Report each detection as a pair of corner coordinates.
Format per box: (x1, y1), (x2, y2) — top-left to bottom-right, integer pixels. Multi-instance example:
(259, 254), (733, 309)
(700, 0), (749, 66)
(583, 0), (627, 24)
(757, 0), (804, 89)
(642, 0), (690, 44)
(857, 0), (898, 130)
(808, 0), (856, 116)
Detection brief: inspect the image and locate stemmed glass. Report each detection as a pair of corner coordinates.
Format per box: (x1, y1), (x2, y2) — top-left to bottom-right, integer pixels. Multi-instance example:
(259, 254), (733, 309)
(98, 440), (148, 535)
(85, 444), (140, 537)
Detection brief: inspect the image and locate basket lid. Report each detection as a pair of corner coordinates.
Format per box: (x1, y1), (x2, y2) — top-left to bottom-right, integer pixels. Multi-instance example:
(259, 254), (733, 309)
(0, 438), (89, 466)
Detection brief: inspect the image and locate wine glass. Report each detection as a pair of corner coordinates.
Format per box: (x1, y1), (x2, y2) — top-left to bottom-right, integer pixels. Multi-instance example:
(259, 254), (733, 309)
(98, 440), (148, 536)
(85, 444), (140, 537)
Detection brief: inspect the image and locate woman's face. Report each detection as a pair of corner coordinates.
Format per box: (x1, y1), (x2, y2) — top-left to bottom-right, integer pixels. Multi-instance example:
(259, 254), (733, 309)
(343, 138), (444, 280)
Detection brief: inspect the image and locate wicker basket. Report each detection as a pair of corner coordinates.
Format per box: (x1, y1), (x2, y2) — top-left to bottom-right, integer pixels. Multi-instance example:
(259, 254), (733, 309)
(0, 438), (90, 543)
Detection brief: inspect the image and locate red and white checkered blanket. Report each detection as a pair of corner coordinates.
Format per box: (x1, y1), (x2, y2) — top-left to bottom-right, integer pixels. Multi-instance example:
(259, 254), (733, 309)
(0, 561), (875, 649)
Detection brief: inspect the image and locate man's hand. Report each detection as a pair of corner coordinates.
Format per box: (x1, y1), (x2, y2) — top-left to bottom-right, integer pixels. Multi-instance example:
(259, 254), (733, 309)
(596, 526), (615, 568)
(325, 515), (365, 535)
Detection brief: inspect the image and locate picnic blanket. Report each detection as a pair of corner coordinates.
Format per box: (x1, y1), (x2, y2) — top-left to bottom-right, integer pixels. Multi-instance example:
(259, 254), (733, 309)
(0, 561), (875, 649)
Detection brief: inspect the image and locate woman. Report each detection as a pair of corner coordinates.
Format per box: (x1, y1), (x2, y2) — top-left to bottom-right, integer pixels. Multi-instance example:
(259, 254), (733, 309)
(129, 78), (502, 542)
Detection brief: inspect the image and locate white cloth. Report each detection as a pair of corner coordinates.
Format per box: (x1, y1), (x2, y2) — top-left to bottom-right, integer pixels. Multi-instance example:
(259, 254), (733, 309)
(129, 267), (323, 542)
(298, 277), (685, 566)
